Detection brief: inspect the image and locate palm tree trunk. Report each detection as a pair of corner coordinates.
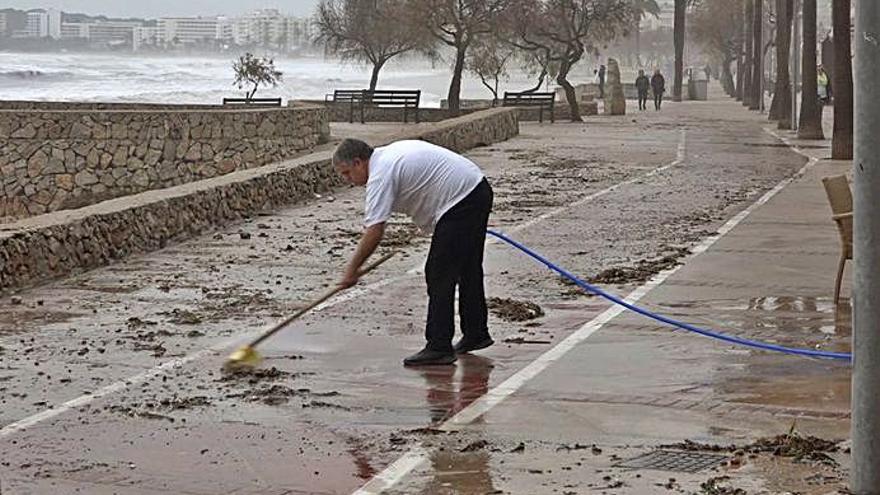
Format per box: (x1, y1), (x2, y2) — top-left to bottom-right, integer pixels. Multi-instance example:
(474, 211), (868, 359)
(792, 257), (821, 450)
(673, 0), (686, 101)
(750, 0), (764, 110)
(770, 0), (793, 124)
(743, 0), (754, 107)
(798, 0), (824, 139)
(736, 16), (745, 101)
(831, 0), (853, 158)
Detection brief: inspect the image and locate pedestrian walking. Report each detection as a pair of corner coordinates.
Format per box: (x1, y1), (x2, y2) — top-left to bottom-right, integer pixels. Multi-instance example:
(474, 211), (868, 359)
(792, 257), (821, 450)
(635, 69), (650, 111)
(597, 64), (607, 99)
(817, 65), (831, 104)
(332, 138), (494, 367)
(651, 69), (666, 110)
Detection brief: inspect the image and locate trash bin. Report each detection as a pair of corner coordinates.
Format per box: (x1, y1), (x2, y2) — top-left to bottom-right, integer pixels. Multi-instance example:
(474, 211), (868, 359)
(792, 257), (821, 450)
(688, 79), (708, 101)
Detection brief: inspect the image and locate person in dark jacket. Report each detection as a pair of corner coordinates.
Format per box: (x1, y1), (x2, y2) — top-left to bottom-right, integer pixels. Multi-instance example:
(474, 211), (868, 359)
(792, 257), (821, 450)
(651, 69), (666, 110)
(635, 70), (650, 110)
(597, 64), (606, 98)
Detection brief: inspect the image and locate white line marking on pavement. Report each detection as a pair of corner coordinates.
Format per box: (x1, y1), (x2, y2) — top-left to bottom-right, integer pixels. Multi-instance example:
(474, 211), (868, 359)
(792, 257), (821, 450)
(351, 128), (820, 494)
(0, 130), (689, 440)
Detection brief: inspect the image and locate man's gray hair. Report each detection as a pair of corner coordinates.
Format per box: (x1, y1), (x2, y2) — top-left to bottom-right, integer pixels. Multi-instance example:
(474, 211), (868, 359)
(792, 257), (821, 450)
(332, 138), (373, 167)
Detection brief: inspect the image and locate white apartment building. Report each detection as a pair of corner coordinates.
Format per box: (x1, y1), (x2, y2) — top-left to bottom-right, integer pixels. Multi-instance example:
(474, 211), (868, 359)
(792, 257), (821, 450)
(133, 26), (160, 50)
(233, 9), (287, 47)
(60, 22), (88, 39)
(157, 17), (233, 46)
(25, 8), (61, 38)
(0, 13), (7, 36)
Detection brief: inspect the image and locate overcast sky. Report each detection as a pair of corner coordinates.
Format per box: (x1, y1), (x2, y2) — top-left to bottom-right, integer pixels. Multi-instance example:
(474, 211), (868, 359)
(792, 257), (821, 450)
(3, 1), (320, 18)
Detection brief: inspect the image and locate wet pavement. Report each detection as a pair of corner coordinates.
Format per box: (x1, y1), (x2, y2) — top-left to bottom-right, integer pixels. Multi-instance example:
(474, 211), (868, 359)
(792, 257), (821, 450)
(0, 88), (852, 494)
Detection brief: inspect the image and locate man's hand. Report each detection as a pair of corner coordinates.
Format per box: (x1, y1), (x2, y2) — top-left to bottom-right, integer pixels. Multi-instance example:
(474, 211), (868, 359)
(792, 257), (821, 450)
(339, 222), (385, 290)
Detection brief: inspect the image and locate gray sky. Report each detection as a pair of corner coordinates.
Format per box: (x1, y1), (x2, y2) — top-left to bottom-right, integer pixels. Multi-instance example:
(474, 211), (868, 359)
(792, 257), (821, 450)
(2, 1), (320, 18)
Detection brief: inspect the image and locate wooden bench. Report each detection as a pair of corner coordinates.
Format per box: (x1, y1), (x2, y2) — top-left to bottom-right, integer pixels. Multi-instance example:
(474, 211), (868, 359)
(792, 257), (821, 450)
(502, 91), (556, 123)
(222, 97), (282, 106)
(326, 89), (421, 123)
(326, 89), (367, 123)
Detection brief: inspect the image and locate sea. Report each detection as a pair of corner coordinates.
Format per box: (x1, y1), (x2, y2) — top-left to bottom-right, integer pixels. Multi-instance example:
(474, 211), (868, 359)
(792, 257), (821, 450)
(0, 51), (553, 107)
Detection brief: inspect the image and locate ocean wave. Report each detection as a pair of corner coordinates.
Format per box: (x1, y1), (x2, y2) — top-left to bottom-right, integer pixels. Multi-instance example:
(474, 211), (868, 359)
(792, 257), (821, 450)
(0, 69), (74, 80)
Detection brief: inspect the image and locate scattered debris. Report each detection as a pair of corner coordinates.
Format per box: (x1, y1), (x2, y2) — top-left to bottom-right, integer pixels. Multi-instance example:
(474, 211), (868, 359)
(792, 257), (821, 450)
(460, 440), (489, 452)
(488, 297), (544, 322)
(700, 476), (746, 495)
(504, 337), (551, 345)
(590, 248), (691, 285)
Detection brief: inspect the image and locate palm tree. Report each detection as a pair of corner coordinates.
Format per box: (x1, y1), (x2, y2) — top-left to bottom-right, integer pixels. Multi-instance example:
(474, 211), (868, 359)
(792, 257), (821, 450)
(749, 0), (763, 110)
(769, 0), (793, 127)
(673, 0), (686, 101)
(631, 0), (661, 67)
(797, 0), (824, 139)
(831, 0), (852, 158)
(742, 0), (754, 107)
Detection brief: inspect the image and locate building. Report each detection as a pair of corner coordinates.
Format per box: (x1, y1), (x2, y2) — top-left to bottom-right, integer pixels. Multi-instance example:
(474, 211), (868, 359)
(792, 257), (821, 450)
(158, 17), (232, 46)
(0, 13), (7, 36)
(25, 9), (61, 38)
(87, 21), (141, 45)
(0, 10), (26, 37)
(133, 26), (160, 50)
(60, 22), (89, 39)
(233, 9), (288, 47)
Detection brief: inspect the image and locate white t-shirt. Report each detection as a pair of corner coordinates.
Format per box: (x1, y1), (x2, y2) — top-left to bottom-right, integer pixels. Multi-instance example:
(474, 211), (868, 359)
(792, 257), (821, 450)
(364, 140), (485, 233)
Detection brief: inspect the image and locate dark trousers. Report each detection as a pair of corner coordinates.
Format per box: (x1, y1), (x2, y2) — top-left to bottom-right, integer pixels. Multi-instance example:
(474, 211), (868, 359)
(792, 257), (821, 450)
(654, 92), (663, 110)
(638, 90), (649, 110)
(424, 178), (493, 353)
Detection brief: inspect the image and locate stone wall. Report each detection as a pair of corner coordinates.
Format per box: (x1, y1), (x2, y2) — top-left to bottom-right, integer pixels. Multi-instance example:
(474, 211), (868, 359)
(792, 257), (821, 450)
(0, 102), (329, 219)
(305, 101), (479, 124)
(0, 107), (519, 291)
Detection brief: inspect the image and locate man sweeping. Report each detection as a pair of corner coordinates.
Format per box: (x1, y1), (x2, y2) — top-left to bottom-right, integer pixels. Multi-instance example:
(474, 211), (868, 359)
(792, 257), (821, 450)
(332, 138), (494, 366)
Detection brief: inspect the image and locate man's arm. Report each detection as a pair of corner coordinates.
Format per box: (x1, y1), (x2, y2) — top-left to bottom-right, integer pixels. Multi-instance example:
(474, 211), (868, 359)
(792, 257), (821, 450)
(339, 222), (386, 288)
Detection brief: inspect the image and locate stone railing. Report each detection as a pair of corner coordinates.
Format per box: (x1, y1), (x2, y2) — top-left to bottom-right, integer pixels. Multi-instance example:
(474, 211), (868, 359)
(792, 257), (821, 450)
(0, 107), (519, 292)
(0, 102), (329, 219)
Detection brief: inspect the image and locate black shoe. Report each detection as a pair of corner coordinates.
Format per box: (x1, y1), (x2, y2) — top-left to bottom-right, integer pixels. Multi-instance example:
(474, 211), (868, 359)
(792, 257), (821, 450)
(403, 348), (457, 366)
(453, 337), (494, 354)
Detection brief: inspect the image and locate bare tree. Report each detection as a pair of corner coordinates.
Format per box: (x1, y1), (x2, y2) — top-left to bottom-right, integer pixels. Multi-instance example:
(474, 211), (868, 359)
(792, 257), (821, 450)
(232, 53), (283, 100)
(315, 0), (424, 91)
(690, 0), (742, 97)
(768, 0), (793, 127)
(797, 0), (823, 139)
(518, 47), (559, 93)
(831, 0), (852, 158)
(508, 0), (637, 122)
(467, 35), (515, 105)
(416, 0), (509, 112)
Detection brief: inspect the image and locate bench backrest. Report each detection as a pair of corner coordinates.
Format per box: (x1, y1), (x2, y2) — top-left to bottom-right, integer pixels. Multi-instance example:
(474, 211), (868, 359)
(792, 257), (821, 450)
(332, 90), (365, 102)
(222, 97), (282, 106)
(502, 92), (555, 107)
(366, 90), (420, 106)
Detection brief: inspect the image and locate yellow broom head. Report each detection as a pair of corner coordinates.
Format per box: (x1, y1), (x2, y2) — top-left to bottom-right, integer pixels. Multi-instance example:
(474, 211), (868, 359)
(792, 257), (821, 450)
(224, 345), (262, 370)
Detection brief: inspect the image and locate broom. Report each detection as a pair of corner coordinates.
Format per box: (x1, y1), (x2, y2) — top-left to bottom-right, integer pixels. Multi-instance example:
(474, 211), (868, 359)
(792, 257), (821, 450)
(224, 251), (396, 369)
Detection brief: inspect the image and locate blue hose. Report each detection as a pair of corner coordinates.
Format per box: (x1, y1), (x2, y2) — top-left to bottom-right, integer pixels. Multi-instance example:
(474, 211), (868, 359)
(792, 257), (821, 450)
(487, 230), (852, 363)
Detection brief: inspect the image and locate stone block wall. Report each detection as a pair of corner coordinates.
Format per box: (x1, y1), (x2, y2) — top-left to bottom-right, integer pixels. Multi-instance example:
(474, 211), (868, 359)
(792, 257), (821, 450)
(0, 102), (329, 219)
(0, 107), (519, 291)
(304, 101), (483, 124)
